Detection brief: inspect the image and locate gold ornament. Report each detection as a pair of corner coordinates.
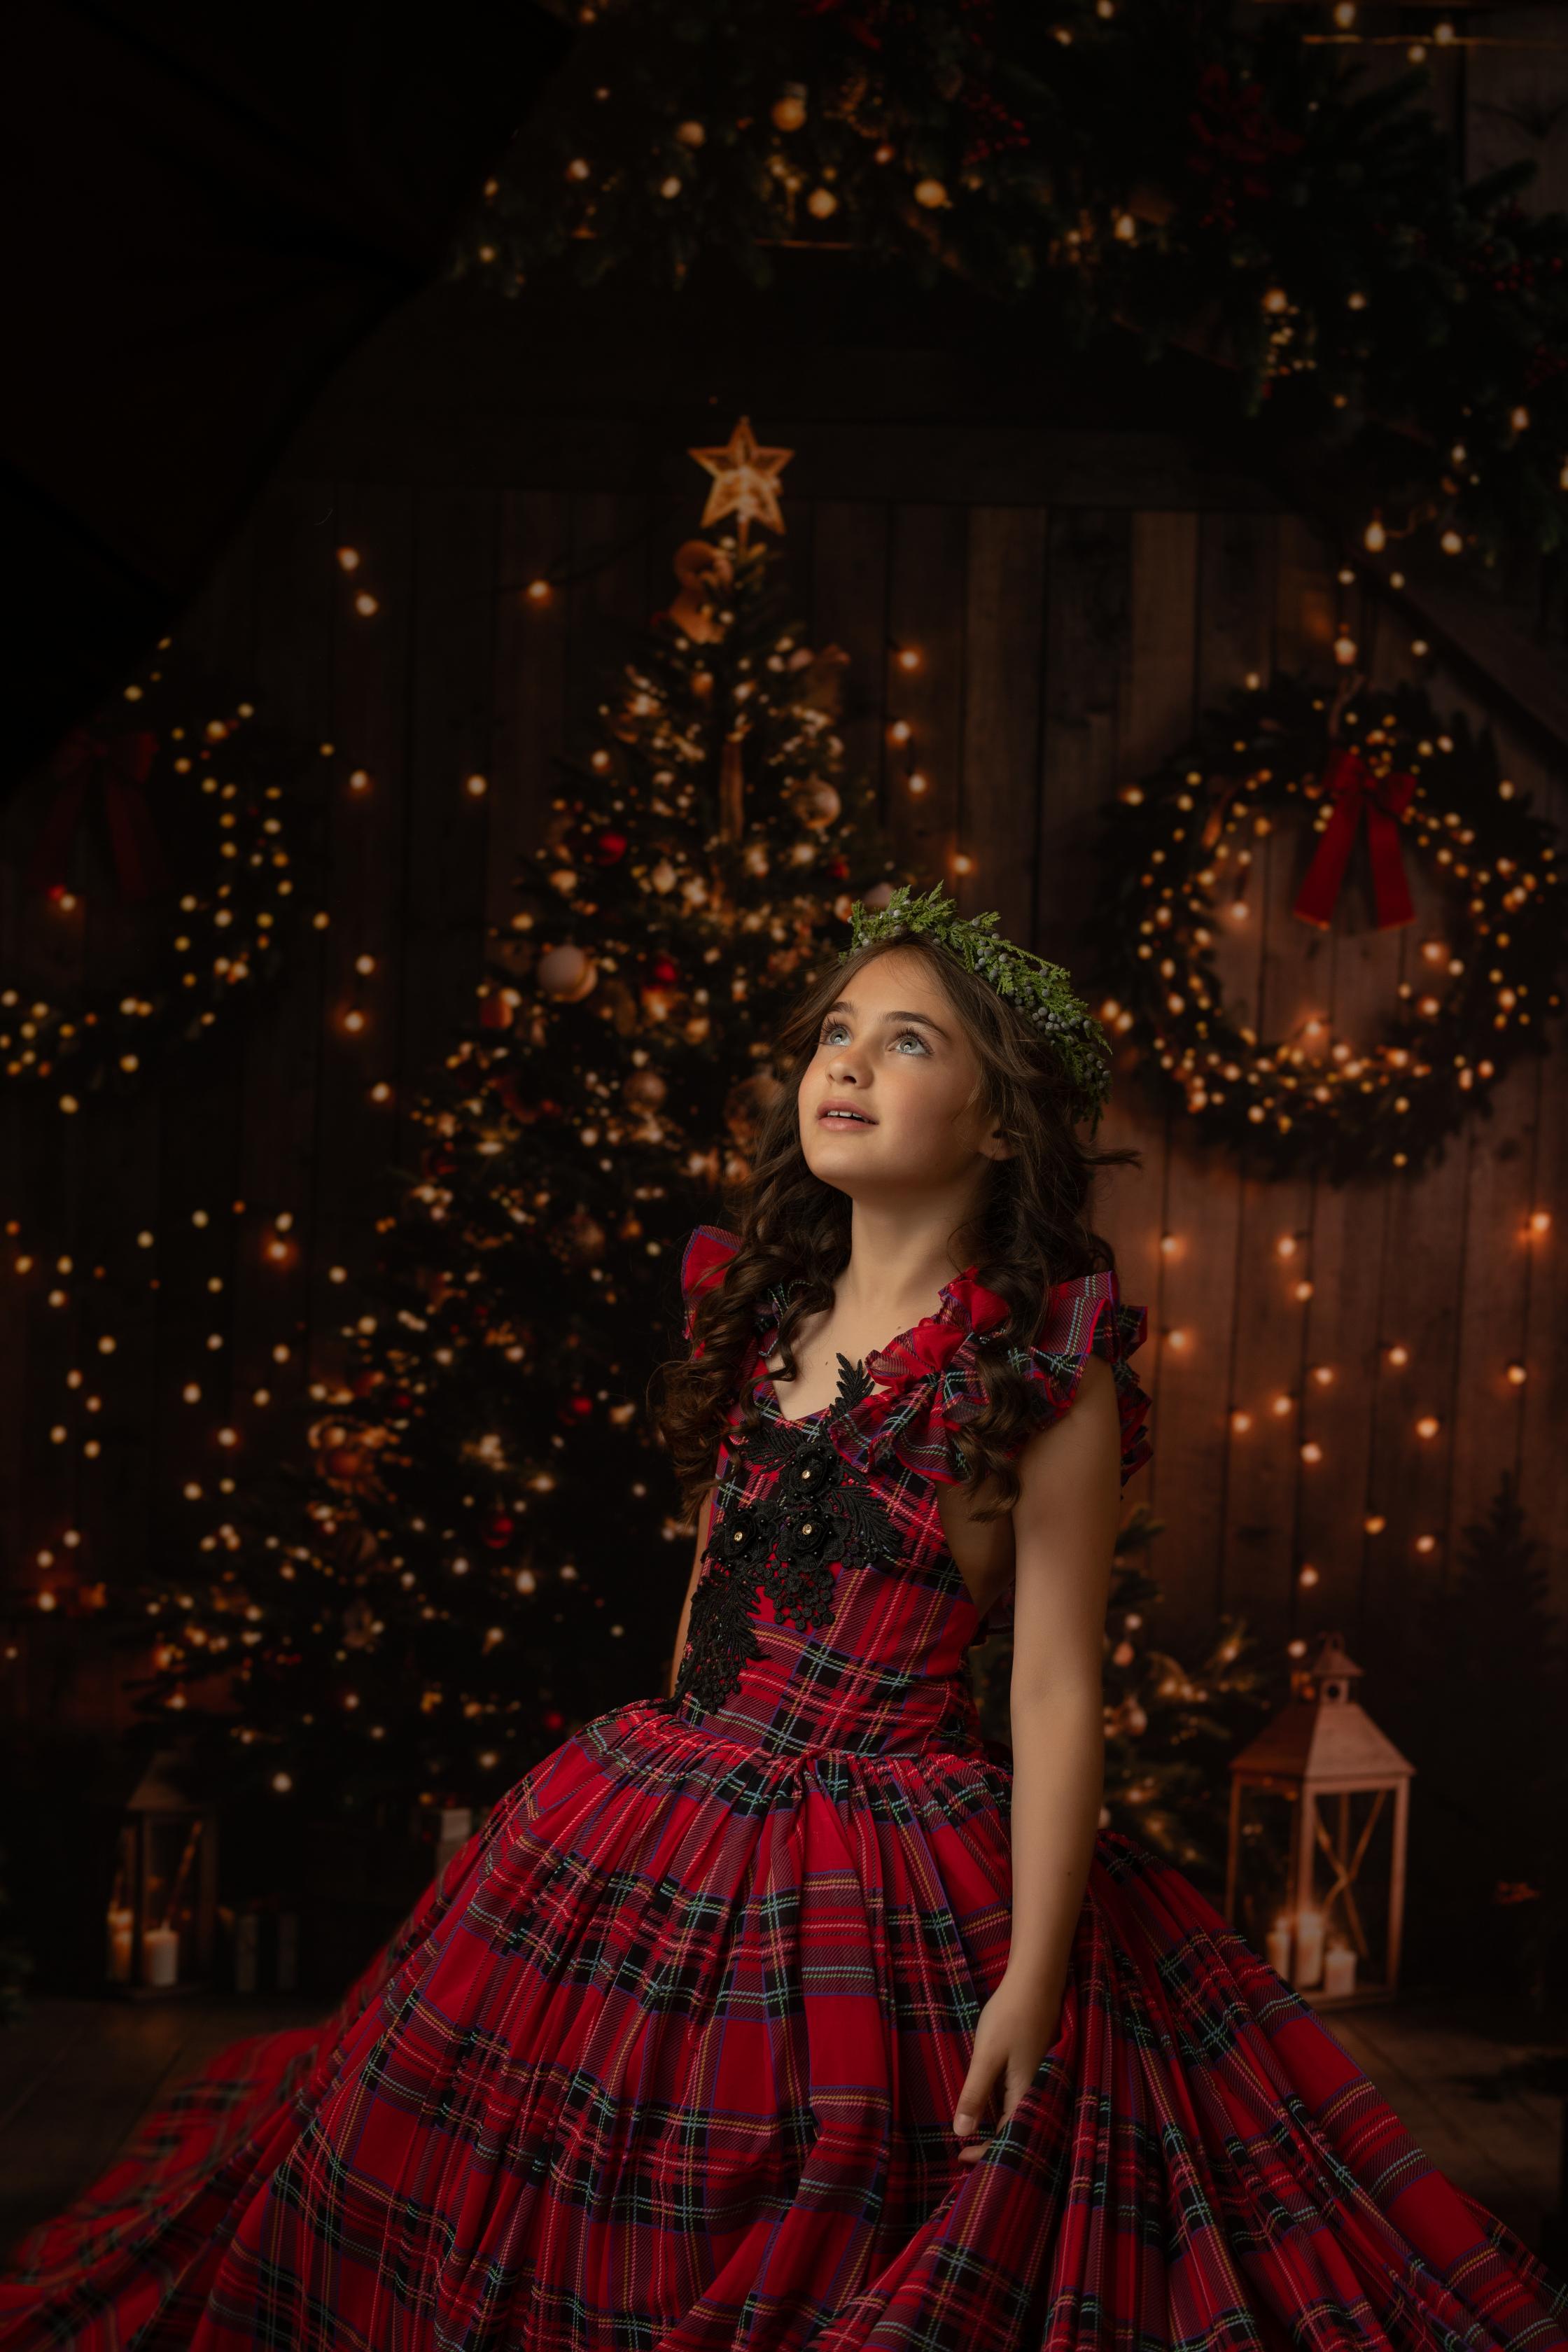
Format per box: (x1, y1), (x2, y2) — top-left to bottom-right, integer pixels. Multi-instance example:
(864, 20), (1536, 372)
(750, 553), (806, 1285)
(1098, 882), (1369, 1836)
(537, 942), (598, 1000)
(790, 775), (841, 830)
(666, 540), (733, 643)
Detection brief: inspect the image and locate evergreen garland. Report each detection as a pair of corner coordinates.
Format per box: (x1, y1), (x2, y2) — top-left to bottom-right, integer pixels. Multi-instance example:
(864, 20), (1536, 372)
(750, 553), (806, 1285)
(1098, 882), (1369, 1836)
(457, 0), (1568, 571)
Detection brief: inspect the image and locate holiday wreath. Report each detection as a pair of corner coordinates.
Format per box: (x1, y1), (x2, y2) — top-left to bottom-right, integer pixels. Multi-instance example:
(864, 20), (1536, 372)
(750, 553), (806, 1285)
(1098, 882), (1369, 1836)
(1, 652), (326, 1114)
(1098, 671), (1564, 1184)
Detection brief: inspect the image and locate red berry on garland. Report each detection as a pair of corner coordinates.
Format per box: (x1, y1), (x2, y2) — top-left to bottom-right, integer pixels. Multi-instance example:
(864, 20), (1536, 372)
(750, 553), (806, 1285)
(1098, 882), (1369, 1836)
(593, 829), (628, 863)
(558, 1394), (595, 1426)
(482, 1511), (515, 1548)
(650, 955), (680, 986)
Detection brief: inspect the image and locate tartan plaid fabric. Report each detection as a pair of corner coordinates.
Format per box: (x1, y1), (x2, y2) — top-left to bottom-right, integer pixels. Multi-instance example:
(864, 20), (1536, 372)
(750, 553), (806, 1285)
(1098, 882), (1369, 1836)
(2, 1227), (1564, 2351)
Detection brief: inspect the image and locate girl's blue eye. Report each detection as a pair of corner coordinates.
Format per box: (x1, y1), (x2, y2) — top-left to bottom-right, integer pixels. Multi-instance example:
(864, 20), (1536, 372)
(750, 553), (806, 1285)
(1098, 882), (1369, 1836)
(818, 1021), (928, 1054)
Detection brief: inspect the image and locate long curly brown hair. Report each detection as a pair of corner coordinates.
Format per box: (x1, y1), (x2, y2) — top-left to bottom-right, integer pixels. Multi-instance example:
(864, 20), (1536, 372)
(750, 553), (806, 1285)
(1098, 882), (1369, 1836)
(652, 933), (1142, 1525)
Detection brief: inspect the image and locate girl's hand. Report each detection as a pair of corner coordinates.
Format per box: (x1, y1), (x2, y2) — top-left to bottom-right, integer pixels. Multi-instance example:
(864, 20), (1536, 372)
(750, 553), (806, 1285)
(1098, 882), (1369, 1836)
(952, 1969), (1063, 2164)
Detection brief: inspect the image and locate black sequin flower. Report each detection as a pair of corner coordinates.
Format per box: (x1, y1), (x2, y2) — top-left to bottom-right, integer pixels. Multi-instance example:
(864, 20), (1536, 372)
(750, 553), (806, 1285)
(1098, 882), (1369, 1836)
(673, 1411), (896, 1718)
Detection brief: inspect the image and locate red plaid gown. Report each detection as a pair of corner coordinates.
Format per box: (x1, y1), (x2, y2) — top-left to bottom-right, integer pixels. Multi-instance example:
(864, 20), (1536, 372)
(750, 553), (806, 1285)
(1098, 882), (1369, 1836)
(4, 1222), (1566, 2352)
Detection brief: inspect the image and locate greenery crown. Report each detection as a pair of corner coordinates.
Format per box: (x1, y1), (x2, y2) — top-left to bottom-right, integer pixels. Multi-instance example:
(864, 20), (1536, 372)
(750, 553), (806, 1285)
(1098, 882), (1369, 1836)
(843, 883), (1114, 1128)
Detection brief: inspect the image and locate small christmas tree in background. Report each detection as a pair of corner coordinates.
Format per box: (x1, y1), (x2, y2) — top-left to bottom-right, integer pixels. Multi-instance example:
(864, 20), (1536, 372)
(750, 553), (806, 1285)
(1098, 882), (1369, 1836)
(1388, 1469), (1568, 2010)
(969, 1501), (1276, 1895)
(124, 423), (897, 1823)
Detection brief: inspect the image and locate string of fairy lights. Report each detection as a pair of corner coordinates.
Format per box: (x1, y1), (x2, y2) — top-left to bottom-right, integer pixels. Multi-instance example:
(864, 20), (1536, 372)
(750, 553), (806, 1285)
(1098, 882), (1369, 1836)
(3, 422), (1558, 1794)
(2, 654), (328, 1112)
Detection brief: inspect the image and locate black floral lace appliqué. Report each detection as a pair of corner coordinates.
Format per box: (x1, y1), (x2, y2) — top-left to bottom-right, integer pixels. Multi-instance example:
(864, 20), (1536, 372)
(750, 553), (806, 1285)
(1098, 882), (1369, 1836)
(673, 1357), (895, 1718)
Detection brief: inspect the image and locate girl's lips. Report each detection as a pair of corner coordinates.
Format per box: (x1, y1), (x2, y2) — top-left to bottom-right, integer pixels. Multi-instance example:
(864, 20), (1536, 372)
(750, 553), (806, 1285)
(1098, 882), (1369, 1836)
(818, 1104), (876, 1126)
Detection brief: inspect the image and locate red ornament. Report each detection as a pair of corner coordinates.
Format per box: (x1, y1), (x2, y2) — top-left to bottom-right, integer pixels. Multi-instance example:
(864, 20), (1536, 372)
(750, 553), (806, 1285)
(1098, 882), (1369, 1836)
(593, 830), (628, 864)
(482, 1512), (515, 1548)
(649, 955), (680, 986)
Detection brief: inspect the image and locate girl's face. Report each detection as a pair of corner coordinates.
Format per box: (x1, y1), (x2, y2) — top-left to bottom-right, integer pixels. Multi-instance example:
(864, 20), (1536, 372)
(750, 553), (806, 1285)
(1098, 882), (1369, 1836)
(797, 948), (1011, 1198)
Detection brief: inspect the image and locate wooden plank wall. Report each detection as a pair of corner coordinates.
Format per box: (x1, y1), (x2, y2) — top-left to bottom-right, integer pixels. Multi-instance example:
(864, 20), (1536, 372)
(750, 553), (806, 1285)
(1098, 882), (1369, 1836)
(3, 443), (1564, 1745)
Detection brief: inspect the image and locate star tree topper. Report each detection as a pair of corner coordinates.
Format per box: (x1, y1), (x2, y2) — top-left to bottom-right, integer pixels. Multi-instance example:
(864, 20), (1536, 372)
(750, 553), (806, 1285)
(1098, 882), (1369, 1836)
(688, 416), (794, 546)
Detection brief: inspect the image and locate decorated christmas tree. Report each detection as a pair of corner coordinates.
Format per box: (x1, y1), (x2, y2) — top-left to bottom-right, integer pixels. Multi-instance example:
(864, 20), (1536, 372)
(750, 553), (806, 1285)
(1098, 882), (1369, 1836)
(969, 1499), (1275, 1892)
(125, 424), (896, 1821)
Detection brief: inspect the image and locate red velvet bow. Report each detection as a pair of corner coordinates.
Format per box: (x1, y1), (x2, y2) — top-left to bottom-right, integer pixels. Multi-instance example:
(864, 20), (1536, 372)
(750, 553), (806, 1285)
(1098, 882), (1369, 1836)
(1292, 745), (1415, 932)
(27, 726), (170, 903)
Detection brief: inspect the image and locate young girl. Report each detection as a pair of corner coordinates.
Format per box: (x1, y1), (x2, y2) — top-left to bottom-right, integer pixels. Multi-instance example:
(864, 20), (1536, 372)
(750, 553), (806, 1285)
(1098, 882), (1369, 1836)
(3, 888), (1564, 2352)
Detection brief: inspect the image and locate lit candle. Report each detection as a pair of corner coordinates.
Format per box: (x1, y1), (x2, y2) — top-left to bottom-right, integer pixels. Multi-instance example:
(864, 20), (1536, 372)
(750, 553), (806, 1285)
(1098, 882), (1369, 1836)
(142, 1924), (179, 1988)
(1265, 1917), (1292, 1980)
(1292, 1907), (1325, 1990)
(106, 1904), (134, 1984)
(1322, 1942), (1358, 1999)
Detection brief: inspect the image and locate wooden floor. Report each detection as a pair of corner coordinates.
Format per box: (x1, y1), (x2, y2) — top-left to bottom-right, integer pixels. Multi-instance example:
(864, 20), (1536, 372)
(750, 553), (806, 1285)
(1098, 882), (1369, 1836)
(1, 1989), (1563, 2271)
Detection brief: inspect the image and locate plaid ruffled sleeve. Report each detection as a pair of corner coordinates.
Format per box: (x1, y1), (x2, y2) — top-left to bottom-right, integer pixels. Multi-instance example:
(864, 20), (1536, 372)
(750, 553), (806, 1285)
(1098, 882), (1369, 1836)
(680, 1224), (741, 1353)
(935, 1266), (1154, 1493)
(1025, 1268), (1153, 1492)
(937, 1268), (1152, 1640)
